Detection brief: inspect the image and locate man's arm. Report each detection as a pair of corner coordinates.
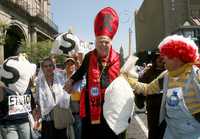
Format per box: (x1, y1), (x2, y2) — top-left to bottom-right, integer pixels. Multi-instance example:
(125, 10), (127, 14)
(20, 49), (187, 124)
(64, 52), (89, 92)
(71, 52), (89, 82)
(122, 72), (162, 96)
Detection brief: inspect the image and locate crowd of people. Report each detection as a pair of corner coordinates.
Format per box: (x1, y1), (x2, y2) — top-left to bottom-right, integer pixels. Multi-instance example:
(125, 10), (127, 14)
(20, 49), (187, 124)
(1, 6), (200, 139)
(135, 52), (166, 139)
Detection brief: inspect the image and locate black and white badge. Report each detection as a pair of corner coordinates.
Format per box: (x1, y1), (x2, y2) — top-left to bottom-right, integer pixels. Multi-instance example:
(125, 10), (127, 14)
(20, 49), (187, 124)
(91, 87), (99, 96)
(8, 94), (32, 115)
(166, 87), (183, 107)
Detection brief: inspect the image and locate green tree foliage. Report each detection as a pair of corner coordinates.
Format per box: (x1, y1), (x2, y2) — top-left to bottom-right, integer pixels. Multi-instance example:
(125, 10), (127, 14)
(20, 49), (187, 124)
(0, 20), (8, 45)
(20, 40), (66, 67)
(20, 40), (53, 64)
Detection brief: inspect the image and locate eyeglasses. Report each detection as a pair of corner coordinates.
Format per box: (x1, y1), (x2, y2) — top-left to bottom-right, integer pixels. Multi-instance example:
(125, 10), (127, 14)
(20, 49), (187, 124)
(43, 64), (54, 68)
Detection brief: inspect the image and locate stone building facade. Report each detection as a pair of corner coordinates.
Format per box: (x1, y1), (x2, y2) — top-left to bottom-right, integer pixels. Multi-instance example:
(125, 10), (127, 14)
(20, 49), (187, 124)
(135, 0), (200, 52)
(0, 0), (58, 62)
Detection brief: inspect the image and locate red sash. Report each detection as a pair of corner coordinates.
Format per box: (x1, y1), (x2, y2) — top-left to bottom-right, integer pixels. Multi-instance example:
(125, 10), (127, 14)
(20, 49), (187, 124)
(80, 49), (120, 124)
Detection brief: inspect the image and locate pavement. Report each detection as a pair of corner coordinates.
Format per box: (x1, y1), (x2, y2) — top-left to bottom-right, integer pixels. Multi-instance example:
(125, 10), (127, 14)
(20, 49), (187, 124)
(127, 107), (148, 139)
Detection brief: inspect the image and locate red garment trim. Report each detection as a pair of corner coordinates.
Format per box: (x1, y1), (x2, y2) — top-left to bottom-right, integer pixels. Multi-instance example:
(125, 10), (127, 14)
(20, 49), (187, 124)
(79, 49), (120, 123)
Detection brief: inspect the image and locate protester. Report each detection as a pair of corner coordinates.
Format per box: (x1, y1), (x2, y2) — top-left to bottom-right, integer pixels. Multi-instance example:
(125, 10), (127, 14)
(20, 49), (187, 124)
(64, 7), (126, 139)
(135, 52), (166, 139)
(123, 35), (200, 139)
(63, 57), (82, 139)
(35, 57), (70, 139)
(0, 51), (36, 139)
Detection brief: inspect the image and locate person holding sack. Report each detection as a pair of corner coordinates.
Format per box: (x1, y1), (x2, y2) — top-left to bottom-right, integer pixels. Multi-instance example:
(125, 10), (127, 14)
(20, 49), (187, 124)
(0, 51), (36, 139)
(35, 57), (71, 139)
(122, 35), (200, 139)
(64, 7), (127, 139)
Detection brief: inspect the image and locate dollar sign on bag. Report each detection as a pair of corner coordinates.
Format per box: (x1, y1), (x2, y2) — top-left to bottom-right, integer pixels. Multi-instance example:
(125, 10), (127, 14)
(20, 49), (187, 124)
(59, 33), (76, 54)
(1, 57), (20, 86)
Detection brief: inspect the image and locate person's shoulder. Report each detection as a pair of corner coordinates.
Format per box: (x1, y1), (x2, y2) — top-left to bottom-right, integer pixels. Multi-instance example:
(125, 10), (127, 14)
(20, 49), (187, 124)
(159, 70), (167, 77)
(152, 70), (167, 82)
(111, 48), (119, 55)
(84, 50), (94, 59)
(110, 48), (120, 61)
(192, 65), (200, 80)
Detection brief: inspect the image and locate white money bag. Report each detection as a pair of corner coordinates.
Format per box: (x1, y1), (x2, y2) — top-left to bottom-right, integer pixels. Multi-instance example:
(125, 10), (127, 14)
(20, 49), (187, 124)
(0, 54), (36, 94)
(51, 32), (80, 56)
(103, 56), (138, 135)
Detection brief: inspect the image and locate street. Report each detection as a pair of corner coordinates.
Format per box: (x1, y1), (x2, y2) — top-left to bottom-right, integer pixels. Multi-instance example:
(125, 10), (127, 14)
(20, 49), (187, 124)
(127, 107), (148, 139)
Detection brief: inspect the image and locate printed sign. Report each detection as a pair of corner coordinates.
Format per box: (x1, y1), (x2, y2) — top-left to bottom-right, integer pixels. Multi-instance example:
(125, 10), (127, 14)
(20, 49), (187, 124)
(167, 87), (183, 107)
(8, 94), (32, 115)
(91, 87), (99, 96)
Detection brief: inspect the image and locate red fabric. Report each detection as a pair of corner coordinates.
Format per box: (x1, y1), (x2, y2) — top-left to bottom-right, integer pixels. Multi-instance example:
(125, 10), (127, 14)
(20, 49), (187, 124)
(79, 88), (86, 119)
(94, 7), (119, 39)
(159, 40), (198, 63)
(79, 49), (120, 123)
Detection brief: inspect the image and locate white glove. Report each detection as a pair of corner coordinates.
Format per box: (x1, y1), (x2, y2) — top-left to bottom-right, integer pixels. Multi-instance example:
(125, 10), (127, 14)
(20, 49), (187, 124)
(120, 55), (139, 79)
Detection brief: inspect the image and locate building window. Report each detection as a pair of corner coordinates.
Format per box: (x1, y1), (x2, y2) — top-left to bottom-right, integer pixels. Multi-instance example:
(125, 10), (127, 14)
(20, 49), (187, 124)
(191, 9), (200, 17)
(171, 0), (175, 11)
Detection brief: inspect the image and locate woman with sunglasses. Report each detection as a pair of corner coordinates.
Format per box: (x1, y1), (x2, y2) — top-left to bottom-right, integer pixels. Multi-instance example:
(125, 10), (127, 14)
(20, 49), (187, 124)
(35, 57), (70, 139)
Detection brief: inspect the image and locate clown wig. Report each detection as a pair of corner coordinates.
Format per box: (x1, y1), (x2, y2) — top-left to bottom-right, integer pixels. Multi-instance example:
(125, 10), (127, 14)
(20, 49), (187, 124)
(158, 35), (199, 63)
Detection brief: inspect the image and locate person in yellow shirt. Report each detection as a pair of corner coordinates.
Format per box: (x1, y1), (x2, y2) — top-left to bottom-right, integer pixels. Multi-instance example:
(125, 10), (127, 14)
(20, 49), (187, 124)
(64, 57), (83, 139)
(123, 35), (200, 139)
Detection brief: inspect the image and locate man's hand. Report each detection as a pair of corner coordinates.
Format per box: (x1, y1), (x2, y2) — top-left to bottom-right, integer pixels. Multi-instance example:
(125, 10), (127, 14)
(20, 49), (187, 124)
(120, 55), (139, 79)
(64, 79), (74, 93)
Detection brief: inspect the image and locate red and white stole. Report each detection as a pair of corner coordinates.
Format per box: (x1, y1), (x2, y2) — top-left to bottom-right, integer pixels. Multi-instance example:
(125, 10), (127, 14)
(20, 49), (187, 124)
(80, 49), (120, 124)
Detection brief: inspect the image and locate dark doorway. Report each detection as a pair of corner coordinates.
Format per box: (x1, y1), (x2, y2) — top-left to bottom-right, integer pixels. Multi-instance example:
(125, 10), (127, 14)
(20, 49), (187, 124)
(4, 25), (25, 59)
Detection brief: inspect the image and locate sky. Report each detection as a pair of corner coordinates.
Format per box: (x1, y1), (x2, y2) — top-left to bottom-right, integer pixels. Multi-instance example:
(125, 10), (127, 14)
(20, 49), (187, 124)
(51, 0), (143, 57)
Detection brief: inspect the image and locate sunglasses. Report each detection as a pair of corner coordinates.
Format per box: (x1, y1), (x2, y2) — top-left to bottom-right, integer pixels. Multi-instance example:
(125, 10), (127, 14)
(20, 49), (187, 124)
(43, 64), (54, 68)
